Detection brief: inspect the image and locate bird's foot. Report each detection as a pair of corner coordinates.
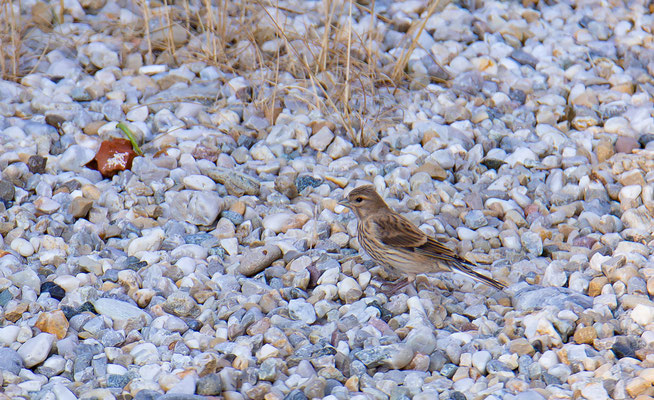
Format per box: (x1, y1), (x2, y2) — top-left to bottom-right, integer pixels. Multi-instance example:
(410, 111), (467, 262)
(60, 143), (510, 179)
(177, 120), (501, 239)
(379, 277), (412, 296)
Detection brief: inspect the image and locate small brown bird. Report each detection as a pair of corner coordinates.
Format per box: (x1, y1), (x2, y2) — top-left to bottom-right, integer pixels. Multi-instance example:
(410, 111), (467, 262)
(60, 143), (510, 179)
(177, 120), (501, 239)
(339, 185), (505, 291)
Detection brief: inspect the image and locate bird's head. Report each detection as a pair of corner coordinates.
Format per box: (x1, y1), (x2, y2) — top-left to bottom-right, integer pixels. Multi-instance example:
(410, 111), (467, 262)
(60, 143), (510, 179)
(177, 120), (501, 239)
(338, 185), (389, 219)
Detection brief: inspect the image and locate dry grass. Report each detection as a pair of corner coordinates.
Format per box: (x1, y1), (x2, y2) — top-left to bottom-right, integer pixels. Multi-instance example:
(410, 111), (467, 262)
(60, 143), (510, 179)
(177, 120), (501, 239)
(1, 0), (449, 146)
(0, 0), (23, 80)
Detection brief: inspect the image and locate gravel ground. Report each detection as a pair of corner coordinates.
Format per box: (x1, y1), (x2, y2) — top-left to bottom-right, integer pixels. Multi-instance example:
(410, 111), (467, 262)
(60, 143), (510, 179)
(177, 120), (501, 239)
(1, 0), (654, 399)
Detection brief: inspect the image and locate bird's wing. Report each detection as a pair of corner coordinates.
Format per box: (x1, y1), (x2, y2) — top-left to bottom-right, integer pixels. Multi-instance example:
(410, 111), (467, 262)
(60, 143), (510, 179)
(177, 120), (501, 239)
(417, 236), (462, 259)
(374, 213), (429, 248)
(375, 213), (463, 260)
(373, 212), (506, 289)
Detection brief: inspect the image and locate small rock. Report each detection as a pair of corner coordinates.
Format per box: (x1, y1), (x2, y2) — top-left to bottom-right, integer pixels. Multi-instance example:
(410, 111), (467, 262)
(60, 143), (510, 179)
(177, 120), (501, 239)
(612, 337), (637, 359)
(0, 180), (15, 202)
(405, 327), (437, 355)
(309, 126), (335, 151)
(573, 326), (597, 344)
(27, 155), (47, 174)
(275, 175), (299, 199)
(631, 304), (654, 326)
(128, 228), (165, 256)
(162, 291), (199, 317)
(11, 238), (34, 257)
(615, 136), (639, 153)
(326, 136), (353, 159)
(41, 281), (66, 301)
(35, 310), (69, 339)
(130, 342), (159, 365)
(238, 245), (282, 276)
(69, 197), (94, 218)
(472, 351), (492, 374)
(288, 299), (317, 324)
(196, 373), (223, 395)
(464, 210), (487, 229)
(92, 298), (152, 330)
(183, 174), (216, 191)
(263, 213), (309, 233)
(17, 333), (55, 367)
(595, 140), (614, 162)
(510, 49), (538, 68)
(295, 176), (322, 193)
(34, 197), (61, 214)
(0, 348), (23, 375)
(626, 377), (650, 398)
(207, 167), (260, 196)
(581, 382), (609, 400)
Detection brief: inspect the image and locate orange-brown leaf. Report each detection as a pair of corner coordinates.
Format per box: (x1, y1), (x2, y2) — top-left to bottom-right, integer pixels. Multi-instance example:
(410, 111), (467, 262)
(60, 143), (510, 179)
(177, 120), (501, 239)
(86, 138), (137, 178)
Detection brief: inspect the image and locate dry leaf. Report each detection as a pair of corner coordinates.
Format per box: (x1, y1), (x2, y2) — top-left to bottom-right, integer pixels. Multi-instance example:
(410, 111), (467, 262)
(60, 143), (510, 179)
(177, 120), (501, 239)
(86, 138), (137, 178)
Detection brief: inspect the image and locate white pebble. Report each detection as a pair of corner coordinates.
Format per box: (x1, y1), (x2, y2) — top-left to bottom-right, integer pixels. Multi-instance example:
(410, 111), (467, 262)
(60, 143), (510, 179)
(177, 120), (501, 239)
(128, 228), (165, 256)
(220, 238), (239, 256)
(17, 333), (55, 367)
(183, 174), (216, 191)
(10, 238), (34, 257)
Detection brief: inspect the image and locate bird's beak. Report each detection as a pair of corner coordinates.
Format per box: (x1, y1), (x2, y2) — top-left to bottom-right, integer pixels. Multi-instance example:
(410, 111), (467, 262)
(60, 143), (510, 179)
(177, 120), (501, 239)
(338, 199), (350, 208)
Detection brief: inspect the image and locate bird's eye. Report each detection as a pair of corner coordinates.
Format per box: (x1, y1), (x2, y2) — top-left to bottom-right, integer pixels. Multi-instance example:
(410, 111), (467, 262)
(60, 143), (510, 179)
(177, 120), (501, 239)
(355, 197), (363, 203)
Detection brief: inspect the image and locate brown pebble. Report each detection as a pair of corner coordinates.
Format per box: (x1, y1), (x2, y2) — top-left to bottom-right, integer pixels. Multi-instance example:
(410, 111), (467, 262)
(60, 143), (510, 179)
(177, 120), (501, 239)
(69, 197), (94, 218)
(595, 139), (614, 162)
(344, 376), (359, 392)
(573, 326), (597, 344)
(588, 276), (609, 297)
(509, 338), (535, 355)
(5, 302), (29, 322)
(415, 162), (448, 181)
(83, 120), (106, 136)
(27, 155), (47, 174)
(35, 310), (69, 339)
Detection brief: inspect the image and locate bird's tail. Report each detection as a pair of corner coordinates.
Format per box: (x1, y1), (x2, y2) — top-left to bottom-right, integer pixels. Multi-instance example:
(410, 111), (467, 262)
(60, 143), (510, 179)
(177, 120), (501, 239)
(450, 260), (506, 290)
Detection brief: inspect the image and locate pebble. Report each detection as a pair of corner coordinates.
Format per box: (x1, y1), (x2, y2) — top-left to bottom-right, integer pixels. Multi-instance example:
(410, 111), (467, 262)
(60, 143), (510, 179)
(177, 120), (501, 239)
(262, 212), (309, 233)
(183, 174), (216, 191)
(238, 245), (282, 276)
(196, 373), (223, 395)
(34, 197), (61, 214)
(309, 127), (335, 151)
(35, 310), (69, 339)
(207, 167), (260, 196)
(69, 196), (94, 218)
(27, 155), (47, 174)
(128, 228), (165, 255)
(0, 348), (23, 375)
(11, 238), (34, 257)
(0, 180), (15, 202)
(288, 299), (317, 324)
(17, 333), (55, 368)
(91, 298), (152, 330)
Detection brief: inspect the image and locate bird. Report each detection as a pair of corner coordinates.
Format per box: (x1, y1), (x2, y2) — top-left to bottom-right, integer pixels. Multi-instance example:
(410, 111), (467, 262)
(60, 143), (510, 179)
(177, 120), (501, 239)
(339, 185), (506, 292)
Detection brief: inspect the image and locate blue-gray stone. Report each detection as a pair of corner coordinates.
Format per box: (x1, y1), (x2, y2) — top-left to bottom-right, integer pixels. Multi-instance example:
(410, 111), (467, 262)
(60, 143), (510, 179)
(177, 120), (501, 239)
(295, 176), (322, 193)
(196, 373), (222, 395)
(0, 348), (23, 374)
(0, 289), (12, 307)
(284, 389), (308, 400)
(107, 374), (130, 388)
(220, 210), (244, 225)
(440, 363), (457, 378)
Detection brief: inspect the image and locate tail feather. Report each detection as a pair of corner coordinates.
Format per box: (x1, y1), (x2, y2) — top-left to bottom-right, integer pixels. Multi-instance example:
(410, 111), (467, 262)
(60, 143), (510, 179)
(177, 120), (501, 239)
(450, 260), (506, 290)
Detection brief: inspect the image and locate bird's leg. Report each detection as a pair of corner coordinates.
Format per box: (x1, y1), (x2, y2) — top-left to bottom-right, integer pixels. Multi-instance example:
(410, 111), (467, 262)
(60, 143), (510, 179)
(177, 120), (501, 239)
(379, 274), (415, 296)
(381, 277), (409, 294)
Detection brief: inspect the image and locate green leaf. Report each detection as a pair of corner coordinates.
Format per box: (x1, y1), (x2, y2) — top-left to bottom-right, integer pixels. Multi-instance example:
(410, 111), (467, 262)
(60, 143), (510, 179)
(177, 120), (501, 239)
(117, 122), (143, 156)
